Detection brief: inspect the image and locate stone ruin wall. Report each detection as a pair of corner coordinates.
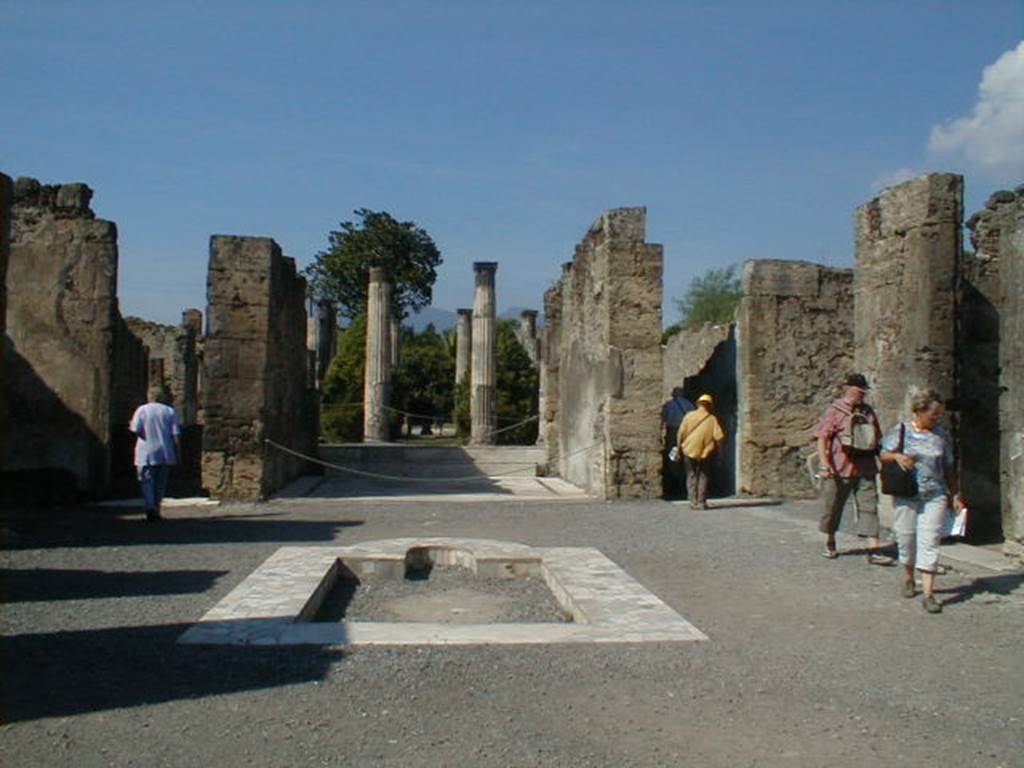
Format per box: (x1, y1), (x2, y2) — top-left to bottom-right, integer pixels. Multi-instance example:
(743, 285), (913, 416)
(0, 173), (10, 470)
(736, 260), (855, 498)
(545, 208), (663, 498)
(4, 178), (121, 494)
(854, 174), (962, 430)
(201, 236), (316, 500)
(967, 187), (1024, 559)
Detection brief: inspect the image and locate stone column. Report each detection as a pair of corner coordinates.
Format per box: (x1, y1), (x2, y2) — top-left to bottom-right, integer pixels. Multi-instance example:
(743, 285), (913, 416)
(518, 309), (541, 365)
(455, 308), (472, 386)
(364, 266), (392, 441)
(389, 316), (400, 368)
(470, 262), (498, 444)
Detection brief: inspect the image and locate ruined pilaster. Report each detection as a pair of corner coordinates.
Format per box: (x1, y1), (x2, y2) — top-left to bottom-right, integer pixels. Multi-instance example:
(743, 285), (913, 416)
(967, 186), (1024, 560)
(470, 262), (498, 445)
(736, 261), (854, 497)
(202, 236), (315, 500)
(455, 308), (472, 387)
(548, 209), (663, 499)
(854, 174), (962, 430)
(540, 277), (565, 465)
(363, 266), (392, 442)
(515, 309), (541, 366)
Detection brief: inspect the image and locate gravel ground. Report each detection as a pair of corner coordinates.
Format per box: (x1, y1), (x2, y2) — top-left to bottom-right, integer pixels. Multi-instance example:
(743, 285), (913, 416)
(2, 495), (1022, 767)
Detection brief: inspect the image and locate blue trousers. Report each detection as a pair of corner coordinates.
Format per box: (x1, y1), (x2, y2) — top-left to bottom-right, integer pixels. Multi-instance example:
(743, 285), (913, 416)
(138, 465), (172, 513)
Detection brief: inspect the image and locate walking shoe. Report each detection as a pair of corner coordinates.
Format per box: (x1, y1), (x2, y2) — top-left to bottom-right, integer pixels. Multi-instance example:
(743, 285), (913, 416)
(867, 552), (896, 566)
(902, 580), (916, 599)
(922, 594), (942, 614)
(145, 508), (162, 523)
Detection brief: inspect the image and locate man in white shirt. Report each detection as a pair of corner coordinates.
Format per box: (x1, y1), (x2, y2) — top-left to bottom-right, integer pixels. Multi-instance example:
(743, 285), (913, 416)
(130, 384), (181, 522)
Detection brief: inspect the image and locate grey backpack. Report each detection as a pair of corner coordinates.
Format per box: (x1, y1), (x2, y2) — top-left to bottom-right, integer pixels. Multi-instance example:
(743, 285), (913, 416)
(830, 402), (879, 455)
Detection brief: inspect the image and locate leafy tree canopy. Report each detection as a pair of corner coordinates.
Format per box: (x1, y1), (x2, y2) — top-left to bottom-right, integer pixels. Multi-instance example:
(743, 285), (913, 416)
(306, 208), (442, 322)
(671, 264), (742, 335)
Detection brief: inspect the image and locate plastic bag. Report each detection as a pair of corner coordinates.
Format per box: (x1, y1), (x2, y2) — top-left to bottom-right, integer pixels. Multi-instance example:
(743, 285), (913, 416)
(944, 507), (968, 538)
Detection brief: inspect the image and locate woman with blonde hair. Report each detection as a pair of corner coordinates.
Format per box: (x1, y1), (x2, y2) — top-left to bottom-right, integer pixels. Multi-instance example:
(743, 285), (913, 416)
(878, 387), (965, 614)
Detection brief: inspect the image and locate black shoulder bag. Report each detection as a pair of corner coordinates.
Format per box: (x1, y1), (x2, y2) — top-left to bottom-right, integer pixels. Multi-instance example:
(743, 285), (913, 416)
(879, 423), (918, 497)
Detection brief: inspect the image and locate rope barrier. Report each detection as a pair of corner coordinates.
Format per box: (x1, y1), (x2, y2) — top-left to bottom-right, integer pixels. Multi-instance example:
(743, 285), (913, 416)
(264, 437), (604, 484)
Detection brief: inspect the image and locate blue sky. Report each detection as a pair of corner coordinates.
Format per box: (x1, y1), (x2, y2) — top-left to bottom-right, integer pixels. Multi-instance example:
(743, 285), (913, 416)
(3, 1), (1022, 326)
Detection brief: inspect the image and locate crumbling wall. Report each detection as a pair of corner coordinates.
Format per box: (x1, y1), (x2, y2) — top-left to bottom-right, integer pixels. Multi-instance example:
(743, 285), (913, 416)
(110, 313), (149, 496)
(737, 260), (854, 498)
(854, 174), (962, 430)
(547, 208), (663, 498)
(201, 236), (315, 500)
(0, 172), (11, 470)
(663, 322), (737, 496)
(4, 178), (119, 495)
(539, 276), (564, 460)
(967, 187), (1024, 559)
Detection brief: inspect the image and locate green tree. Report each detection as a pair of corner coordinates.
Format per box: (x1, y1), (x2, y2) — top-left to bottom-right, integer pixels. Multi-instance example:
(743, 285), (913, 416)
(392, 324), (455, 435)
(495, 320), (539, 445)
(320, 316), (366, 442)
(671, 264), (742, 334)
(305, 209), (442, 321)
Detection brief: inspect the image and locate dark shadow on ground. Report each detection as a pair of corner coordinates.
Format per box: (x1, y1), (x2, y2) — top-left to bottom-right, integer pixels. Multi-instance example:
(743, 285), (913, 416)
(1, 623), (343, 723)
(0, 506), (364, 550)
(936, 572), (1024, 607)
(1, 568), (230, 603)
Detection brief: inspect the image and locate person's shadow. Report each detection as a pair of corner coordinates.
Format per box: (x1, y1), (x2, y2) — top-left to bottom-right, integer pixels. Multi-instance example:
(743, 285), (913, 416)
(936, 572), (1024, 607)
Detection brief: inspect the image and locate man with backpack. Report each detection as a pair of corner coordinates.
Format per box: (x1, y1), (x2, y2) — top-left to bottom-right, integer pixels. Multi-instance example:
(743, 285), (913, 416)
(813, 373), (894, 564)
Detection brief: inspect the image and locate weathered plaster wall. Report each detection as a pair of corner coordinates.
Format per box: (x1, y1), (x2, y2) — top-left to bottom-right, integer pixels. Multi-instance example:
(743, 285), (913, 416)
(854, 174), (962, 431)
(967, 187), (1024, 559)
(737, 260), (854, 498)
(5, 178), (119, 494)
(547, 208), (663, 499)
(0, 172), (11, 470)
(201, 236), (316, 500)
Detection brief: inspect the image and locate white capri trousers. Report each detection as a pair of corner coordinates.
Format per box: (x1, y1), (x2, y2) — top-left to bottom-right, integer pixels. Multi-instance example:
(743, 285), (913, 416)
(893, 493), (949, 573)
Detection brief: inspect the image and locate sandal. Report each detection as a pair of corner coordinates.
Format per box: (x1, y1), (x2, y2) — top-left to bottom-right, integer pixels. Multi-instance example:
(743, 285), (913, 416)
(902, 580), (916, 599)
(867, 552), (896, 566)
(922, 594), (943, 614)
(821, 548), (838, 559)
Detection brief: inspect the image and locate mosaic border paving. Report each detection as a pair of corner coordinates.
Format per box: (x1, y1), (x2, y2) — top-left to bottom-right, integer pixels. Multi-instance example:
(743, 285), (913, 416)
(178, 538), (708, 646)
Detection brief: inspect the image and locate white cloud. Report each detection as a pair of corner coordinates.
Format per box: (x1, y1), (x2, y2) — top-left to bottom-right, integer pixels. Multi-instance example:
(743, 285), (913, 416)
(928, 41), (1024, 182)
(871, 167), (921, 192)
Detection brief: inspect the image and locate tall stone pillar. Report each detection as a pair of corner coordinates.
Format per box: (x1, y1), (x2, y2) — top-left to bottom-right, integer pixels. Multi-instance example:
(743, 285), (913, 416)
(389, 316), (400, 368)
(364, 266), (392, 441)
(854, 174), (962, 430)
(518, 309), (541, 365)
(470, 262), (498, 444)
(455, 308), (472, 386)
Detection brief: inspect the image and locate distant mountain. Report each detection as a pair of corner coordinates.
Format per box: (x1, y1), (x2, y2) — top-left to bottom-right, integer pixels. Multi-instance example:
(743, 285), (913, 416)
(406, 306), (457, 332)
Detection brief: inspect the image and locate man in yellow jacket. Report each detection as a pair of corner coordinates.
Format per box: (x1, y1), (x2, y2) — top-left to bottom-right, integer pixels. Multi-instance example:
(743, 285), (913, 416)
(677, 393), (727, 510)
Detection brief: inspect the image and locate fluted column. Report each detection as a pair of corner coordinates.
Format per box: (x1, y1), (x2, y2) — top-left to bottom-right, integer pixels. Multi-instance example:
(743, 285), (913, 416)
(389, 316), (400, 368)
(455, 308), (472, 387)
(364, 266), (392, 441)
(470, 262), (497, 444)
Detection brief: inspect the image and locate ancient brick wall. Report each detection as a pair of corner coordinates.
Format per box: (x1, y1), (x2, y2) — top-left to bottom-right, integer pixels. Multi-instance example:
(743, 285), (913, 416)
(4, 178), (119, 495)
(967, 187), (1024, 559)
(736, 260), (854, 498)
(201, 236), (316, 500)
(109, 313), (149, 497)
(545, 208), (663, 499)
(854, 174), (962, 430)
(0, 172), (11, 470)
